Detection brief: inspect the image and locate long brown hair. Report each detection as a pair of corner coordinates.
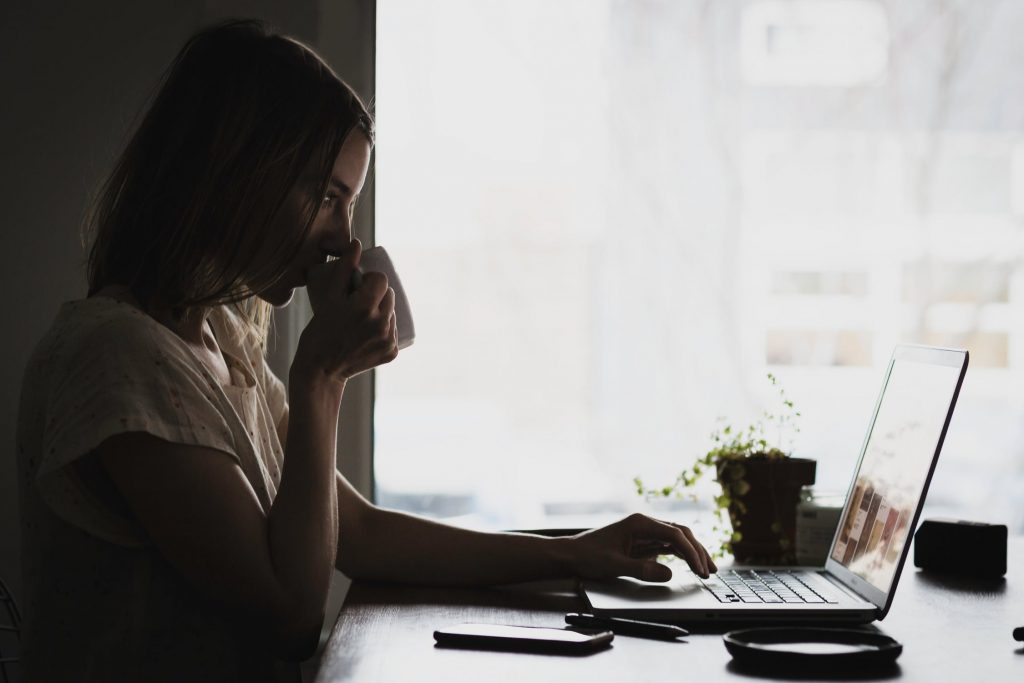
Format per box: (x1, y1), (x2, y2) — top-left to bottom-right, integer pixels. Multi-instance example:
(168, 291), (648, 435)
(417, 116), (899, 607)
(85, 19), (374, 346)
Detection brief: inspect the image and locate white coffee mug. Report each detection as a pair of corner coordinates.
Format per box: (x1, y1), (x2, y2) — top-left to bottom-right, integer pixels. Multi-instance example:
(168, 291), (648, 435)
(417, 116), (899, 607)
(306, 245), (415, 350)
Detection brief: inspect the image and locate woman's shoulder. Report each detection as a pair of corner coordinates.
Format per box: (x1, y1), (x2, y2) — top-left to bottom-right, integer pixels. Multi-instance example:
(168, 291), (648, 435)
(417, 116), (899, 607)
(25, 297), (201, 392)
(44, 296), (177, 358)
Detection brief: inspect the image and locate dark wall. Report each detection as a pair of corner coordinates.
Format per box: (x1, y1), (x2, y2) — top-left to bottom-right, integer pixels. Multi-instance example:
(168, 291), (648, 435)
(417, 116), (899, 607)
(0, 0), (326, 614)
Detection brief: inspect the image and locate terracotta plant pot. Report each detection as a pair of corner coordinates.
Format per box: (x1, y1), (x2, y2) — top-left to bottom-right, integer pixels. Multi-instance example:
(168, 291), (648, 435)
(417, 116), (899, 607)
(716, 457), (816, 564)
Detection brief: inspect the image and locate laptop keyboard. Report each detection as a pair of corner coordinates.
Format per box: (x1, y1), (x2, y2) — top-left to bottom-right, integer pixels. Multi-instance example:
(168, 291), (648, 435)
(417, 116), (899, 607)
(699, 570), (840, 604)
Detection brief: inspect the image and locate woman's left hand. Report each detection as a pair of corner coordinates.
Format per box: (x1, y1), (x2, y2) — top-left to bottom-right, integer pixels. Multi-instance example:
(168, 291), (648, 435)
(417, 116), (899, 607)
(567, 513), (717, 582)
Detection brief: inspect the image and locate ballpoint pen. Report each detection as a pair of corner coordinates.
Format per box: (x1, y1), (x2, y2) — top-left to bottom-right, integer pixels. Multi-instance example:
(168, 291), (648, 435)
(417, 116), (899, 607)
(565, 613), (689, 640)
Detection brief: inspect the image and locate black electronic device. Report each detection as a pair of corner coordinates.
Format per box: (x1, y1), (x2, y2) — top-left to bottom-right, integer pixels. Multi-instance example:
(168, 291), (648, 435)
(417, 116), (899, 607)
(913, 518), (1007, 578)
(723, 627), (902, 670)
(433, 623), (613, 654)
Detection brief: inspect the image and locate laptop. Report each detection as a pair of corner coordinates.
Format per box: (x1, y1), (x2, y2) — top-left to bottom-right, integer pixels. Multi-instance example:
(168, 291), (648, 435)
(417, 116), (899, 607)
(580, 344), (969, 624)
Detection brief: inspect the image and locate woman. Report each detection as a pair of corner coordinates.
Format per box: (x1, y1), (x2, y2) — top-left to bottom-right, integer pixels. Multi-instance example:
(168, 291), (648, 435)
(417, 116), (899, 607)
(16, 20), (715, 682)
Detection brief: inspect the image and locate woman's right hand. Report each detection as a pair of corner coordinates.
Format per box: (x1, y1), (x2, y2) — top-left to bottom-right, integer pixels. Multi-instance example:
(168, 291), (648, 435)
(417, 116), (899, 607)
(296, 240), (398, 383)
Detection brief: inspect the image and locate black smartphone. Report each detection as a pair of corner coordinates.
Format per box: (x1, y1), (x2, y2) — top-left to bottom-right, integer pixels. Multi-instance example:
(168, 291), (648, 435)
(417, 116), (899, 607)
(433, 623), (613, 655)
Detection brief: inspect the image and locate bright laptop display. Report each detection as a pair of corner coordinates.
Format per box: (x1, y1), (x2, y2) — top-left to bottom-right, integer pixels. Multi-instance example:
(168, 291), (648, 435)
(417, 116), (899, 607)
(829, 351), (965, 594)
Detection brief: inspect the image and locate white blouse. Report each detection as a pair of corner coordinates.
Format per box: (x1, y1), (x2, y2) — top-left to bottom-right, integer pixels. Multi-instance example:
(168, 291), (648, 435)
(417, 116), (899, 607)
(16, 296), (299, 682)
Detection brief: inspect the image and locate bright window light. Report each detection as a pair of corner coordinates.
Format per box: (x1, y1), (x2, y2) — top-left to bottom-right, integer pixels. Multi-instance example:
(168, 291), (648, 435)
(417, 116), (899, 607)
(741, 0), (889, 86)
(375, 0), (1024, 535)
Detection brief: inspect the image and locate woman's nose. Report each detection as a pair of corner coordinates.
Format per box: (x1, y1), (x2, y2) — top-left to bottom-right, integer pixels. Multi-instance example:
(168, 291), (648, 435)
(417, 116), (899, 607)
(338, 217), (354, 246)
(320, 221), (352, 252)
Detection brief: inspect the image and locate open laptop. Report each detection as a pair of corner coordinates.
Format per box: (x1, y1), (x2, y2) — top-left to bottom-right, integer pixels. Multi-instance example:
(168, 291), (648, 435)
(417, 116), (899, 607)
(581, 344), (969, 624)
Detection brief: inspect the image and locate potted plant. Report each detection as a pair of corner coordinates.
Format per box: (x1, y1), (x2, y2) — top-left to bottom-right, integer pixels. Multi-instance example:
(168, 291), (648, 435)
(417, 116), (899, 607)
(634, 374), (814, 564)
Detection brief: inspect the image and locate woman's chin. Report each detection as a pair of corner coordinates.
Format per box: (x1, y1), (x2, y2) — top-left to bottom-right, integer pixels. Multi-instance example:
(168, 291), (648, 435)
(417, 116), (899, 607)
(257, 286), (296, 308)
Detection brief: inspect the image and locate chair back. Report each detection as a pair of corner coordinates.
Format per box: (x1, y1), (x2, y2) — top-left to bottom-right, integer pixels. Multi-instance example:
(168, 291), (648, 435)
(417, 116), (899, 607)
(0, 576), (21, 683)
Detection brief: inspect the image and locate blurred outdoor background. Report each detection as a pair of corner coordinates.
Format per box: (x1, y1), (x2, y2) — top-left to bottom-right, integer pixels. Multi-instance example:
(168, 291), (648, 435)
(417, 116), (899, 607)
(372, 0), (1024, 538)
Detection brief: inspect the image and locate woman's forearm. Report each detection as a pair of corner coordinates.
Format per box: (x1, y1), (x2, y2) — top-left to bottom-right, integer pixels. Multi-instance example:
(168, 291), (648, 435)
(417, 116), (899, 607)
(266, 369), (342, 646)
(338, 506), (716, 588)
(340, 505), (576, 586)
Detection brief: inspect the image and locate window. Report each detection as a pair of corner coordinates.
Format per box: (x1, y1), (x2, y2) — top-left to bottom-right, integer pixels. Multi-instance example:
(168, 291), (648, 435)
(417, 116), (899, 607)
(740, 0), (888, 86)
(375, 0), (1024, 535)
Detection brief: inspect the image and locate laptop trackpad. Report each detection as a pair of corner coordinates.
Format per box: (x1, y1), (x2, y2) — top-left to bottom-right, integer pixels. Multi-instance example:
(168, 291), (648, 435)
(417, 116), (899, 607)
(583, 575), (717, 610)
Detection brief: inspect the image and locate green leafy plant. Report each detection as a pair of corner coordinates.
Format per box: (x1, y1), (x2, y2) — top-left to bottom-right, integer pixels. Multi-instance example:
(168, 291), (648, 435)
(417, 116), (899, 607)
(633, 373), (801, 559)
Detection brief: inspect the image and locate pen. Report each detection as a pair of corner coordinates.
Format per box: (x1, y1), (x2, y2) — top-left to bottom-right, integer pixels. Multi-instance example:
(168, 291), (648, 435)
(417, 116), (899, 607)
(565, 613), (688, 640)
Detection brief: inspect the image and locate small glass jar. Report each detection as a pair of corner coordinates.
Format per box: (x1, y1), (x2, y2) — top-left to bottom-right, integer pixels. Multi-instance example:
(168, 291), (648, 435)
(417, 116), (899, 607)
(795, 486), (844, 566)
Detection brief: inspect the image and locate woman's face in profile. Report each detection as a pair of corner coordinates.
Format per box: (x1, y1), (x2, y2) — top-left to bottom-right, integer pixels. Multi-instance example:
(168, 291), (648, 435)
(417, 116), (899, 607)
(258, 131), (372, 307)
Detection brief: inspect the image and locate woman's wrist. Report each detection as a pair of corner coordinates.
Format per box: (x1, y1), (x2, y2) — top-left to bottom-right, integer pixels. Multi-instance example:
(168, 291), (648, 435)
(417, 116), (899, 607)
(290, 335), (347, 393)
(289, 355), (346, 402)
(546, 534), (581, 578)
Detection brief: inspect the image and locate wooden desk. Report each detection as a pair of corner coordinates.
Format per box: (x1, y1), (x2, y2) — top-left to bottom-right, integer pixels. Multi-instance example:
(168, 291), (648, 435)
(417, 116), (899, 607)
(315, 540), (1024, 682)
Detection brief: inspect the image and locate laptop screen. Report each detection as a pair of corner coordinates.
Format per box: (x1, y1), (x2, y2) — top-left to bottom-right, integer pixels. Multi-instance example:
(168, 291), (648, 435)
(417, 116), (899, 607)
(829, 353), (963, 594)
